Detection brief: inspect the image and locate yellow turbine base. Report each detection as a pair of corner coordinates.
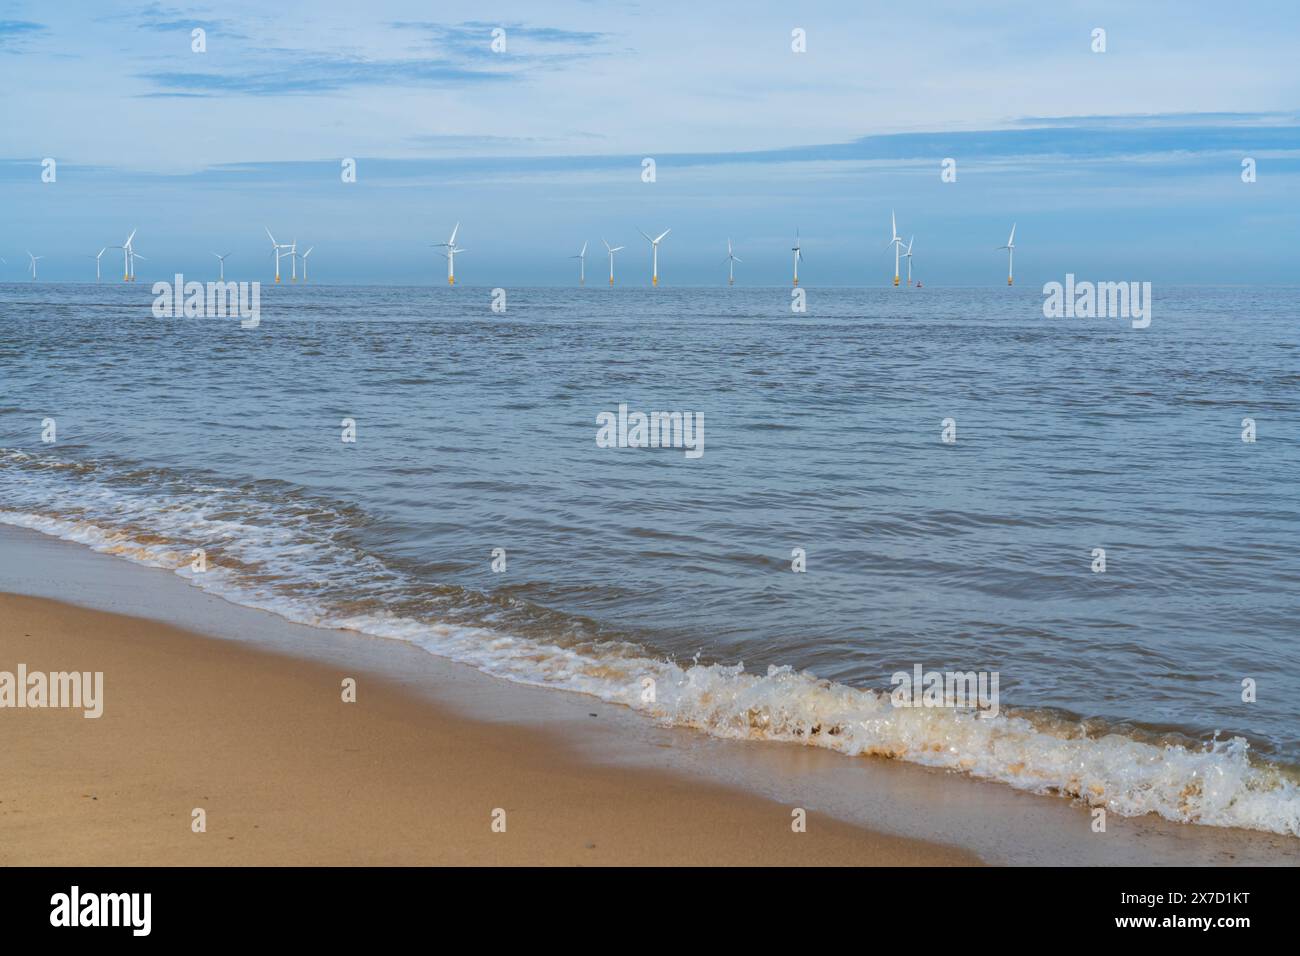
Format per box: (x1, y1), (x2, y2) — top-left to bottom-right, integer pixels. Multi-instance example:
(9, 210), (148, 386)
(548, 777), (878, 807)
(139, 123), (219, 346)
(609, 278), (614, 286)
(894, 276), (899, 286)
(1008, 277), (1013, 286)
(652, 276), (658, 286)
(793, 278), (799, 287)
(449, 276), (455, 286)
(275, 276), (280, 283)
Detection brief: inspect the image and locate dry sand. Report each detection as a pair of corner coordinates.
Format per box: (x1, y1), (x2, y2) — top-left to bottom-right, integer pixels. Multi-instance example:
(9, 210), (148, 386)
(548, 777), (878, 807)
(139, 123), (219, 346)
(0, 593), (979, 865)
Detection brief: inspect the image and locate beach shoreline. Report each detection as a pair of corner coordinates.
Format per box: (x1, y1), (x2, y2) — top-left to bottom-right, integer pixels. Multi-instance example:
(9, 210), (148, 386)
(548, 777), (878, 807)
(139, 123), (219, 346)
(0, 591), (979, 866)
(3, 522), (1298, 866)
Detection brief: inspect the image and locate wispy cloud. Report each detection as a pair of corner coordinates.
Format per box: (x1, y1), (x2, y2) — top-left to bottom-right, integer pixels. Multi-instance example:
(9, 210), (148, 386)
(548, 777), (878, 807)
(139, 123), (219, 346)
(131, 18), (611, 97)
(125, 113), (1294, 185)
(1012, 112), (1300, 130)
(391, 20), (609, 57)
(99, 2), (245, 37)
(405, 133), (551, 151)
(0, 19), (46, 52)
(138, 53), (514, 97)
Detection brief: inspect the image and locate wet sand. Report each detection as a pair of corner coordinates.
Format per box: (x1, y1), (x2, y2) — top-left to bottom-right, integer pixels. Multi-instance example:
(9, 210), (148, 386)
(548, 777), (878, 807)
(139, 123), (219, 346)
(0, 593), (979, 866)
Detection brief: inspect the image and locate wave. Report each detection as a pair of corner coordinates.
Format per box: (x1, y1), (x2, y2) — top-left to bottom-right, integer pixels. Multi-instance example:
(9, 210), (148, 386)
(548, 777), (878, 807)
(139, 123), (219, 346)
(2, 446), (1298, 838)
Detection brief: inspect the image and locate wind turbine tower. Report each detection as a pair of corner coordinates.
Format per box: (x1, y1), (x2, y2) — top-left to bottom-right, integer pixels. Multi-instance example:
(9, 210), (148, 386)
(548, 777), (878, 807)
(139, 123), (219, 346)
(888, 212), (905, 287)
(570, 241), (588, 285)
(434, 223), (465, 285)
(725, 239), (741, 286)
(639, 228), (670, 286)
(603, 239), (624, 286)
(999, 224), (1017, 286)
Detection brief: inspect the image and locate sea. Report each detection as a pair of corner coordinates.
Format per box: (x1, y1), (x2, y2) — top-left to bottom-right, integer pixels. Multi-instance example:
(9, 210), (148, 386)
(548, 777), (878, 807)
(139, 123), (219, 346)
(2, 281), (1297, 837)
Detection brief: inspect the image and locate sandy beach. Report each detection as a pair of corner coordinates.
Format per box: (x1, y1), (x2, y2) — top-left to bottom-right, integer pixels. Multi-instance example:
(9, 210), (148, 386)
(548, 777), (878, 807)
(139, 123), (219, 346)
(0, 592), (979, 866)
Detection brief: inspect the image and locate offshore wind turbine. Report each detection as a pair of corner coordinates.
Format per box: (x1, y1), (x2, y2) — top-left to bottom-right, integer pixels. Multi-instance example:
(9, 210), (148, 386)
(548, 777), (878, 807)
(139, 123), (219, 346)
(569, 241), (588, 285)
(791, 230), (803, 287)
(265, 227), (291, 282)
(266, 228), (280, 282)
(300, 247), (314, 282)
(903, 237), (914, 287)
(724, 238), (741, 286)
(638, 228), (670, 286)
(888, 211), (905, 287)
(26, 251), (42, 280)
(433, 223), (464, 285)
(998, 224), (1016, 286)
(89, 247), (107, 282)
(602, 239), (624, 286)
(125, 229), (139, 281)
(213, 252), (230, 280)
(114, 228), (138, 281)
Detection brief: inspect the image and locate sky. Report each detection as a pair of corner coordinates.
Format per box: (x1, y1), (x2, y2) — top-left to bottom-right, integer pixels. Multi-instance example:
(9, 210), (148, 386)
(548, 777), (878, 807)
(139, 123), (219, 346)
(1, 0), (1299, 285)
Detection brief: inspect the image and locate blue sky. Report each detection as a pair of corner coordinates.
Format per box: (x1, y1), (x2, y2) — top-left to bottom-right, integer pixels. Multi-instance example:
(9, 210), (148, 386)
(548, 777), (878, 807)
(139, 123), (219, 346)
(2, 1), (1299, 284)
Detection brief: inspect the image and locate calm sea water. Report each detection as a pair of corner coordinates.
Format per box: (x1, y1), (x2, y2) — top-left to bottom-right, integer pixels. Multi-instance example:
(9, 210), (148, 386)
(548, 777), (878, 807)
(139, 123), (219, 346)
(3, 282), (1298, 834)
